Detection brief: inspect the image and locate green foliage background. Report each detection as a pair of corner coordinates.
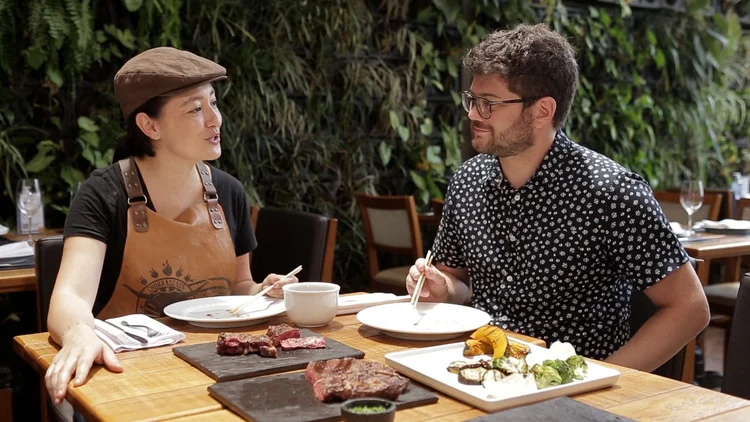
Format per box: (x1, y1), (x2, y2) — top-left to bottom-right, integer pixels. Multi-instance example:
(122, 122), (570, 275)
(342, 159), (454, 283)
(1, 0), (748, 291)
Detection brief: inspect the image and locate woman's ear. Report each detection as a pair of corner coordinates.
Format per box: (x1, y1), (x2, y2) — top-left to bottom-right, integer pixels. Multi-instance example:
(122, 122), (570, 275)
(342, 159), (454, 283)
(533, 97), (557, 129)
(134, 112), (161, 140)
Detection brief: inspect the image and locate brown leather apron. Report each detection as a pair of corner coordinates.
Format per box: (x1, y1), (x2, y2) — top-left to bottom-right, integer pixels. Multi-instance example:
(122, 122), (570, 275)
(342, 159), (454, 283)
(97, 158), (238, 319)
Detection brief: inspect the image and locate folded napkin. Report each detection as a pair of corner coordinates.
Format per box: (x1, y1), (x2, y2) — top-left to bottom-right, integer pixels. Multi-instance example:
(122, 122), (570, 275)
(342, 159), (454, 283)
(0, 241), (34, 258)
(337, 293), (411, 315)
(94, 314), (185, 353)
(669, 222), (687, 236)
(696, 219), (750, 230)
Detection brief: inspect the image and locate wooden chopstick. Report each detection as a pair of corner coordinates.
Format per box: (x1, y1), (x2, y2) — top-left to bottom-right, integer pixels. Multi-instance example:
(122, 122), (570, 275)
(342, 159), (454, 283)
(410, 250), (433, 308)
(229, 265), (303, 316)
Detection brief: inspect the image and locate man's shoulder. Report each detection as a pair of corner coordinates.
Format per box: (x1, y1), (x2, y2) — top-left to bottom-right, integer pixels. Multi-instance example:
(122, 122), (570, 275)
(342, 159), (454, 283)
(564, 135), (648, 193)
(452, 153), (496, 182)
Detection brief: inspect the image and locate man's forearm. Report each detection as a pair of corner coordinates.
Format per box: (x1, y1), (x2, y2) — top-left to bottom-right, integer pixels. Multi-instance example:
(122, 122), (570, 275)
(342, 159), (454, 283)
(48, 291), (96, 345)
(444, 273), (471, 305)
(233, 280), (261, 295)
(604, 301), (708, 371)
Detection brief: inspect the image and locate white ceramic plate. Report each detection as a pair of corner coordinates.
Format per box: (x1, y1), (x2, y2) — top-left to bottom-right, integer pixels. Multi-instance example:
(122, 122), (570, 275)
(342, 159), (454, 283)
(385, 341), (620, 413)
(356, 302), (491, 341)
(163, 295), (285, 328)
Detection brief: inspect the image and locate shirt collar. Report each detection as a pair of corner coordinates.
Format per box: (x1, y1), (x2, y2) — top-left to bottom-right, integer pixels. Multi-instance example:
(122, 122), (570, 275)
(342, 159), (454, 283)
(480, 130), (573, 190)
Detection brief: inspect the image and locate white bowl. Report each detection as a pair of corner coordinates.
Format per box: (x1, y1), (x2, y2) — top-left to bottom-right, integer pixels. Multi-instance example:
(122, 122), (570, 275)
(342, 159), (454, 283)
(283, 282), (340, 327)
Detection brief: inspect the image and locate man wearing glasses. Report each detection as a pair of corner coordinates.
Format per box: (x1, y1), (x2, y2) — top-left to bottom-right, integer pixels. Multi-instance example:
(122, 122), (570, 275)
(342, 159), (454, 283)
(405, 23), (709, 372)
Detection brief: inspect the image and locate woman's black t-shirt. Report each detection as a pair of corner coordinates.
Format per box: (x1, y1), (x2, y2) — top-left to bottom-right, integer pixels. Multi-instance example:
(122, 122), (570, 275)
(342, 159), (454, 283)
(64, 161), (256, 313)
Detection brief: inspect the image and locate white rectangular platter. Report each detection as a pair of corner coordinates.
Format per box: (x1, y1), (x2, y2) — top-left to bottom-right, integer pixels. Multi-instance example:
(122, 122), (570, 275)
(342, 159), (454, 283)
(385, 340), (620, 413)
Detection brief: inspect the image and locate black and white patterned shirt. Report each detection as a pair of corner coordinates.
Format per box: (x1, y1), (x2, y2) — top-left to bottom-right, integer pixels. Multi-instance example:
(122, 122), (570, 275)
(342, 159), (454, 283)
(434, 131), (689, 360)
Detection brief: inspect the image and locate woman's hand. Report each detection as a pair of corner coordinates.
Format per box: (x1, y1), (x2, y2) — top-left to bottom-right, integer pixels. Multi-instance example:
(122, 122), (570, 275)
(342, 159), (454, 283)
(260, 273), (298, 298)
(45, 324), (123, 405)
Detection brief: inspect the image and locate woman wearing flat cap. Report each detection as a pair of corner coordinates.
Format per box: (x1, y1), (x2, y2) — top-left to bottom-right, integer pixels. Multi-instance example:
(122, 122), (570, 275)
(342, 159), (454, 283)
(43, 47), (297, 404)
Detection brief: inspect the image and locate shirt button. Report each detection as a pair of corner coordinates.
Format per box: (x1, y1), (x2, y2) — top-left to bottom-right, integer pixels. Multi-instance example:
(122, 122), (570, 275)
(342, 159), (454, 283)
(507, 275), (513, 282)
(513, 194), (521, 202)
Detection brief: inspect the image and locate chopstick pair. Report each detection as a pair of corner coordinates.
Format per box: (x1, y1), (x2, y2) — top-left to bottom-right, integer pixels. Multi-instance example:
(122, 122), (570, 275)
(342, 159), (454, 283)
(228, 265), (303, 316)
(410, 250), (434, 308)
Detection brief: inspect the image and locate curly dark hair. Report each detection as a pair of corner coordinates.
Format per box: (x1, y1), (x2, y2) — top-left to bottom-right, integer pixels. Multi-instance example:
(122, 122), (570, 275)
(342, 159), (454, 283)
(463, 23), (578, 129)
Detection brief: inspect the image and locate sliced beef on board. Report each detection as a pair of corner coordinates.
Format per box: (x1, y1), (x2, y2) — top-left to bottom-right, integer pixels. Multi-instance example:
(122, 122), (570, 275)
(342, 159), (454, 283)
(280, 336), (326, 351)
(216, 333), (273, 356)
(259, 345), (278, 358)
(305, 358), (409, 402)
(266, 323), (300, 346)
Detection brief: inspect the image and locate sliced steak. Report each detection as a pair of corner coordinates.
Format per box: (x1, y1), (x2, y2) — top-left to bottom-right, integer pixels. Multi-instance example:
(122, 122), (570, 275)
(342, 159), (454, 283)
(259, 345), (278, 358)
(216, 332), (273, 355)
(266, 323), (300, 346)
(305, 358), (409, 402)
(280, 336), (326, 351)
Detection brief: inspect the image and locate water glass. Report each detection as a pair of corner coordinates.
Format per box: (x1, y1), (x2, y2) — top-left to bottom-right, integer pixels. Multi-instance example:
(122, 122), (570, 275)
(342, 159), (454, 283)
(680, 180), (704, 236)
(16, 178), (42, 245)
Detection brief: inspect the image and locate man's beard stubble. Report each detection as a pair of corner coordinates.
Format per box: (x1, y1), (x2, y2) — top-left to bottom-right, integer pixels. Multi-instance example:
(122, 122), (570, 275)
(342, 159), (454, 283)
(471, 109), (535, 158)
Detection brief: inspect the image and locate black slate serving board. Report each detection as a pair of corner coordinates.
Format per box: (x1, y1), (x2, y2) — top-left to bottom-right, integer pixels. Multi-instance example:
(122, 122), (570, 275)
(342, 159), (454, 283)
(173, 329), (365, 382)
(468, 397), (634, 422)
(208, 371), (439, 422)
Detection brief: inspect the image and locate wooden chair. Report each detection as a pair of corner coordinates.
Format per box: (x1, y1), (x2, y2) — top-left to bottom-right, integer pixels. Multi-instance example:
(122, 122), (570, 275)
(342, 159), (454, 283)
(355, 193), (422, 294)
(653, 191), (723, 226)
(250, 207), (337, 283)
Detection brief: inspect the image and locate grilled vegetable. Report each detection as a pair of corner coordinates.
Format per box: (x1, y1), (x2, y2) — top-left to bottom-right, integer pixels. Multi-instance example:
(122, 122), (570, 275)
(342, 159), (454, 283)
(458, 367), (488, 385)
(447, 361), (482, 374)
(506, 341), (531, 359)
(566, 355), (588, 380)
(543, 359), (573, 384)
(463, 339), (493, 357)
(492, 356), (529, 376)
(531, 363), (563, 389)
(482, 369), (505, 383)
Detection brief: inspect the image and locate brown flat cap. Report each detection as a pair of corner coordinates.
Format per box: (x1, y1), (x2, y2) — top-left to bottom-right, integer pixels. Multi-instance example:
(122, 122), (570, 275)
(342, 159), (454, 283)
(114, 47), (227, 119)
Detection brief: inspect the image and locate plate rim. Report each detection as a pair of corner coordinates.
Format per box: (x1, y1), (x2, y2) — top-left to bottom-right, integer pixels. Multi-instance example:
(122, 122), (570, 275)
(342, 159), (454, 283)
(163, 295), (286, 324)
(356, 302), (491, 336)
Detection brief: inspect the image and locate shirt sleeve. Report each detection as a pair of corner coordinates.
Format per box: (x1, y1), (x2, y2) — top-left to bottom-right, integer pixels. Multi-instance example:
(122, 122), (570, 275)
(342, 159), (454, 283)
(432, 178), (467, 268)
(63, 172), (118, 244)
(229, 177), (257, 257)
(602, 172), (690, 291)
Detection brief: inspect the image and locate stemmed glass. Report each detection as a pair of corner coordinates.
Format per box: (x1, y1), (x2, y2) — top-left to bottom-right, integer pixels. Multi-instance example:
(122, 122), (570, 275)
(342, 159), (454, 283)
(16, 179), (42, 246)
(680, 180), (704, 237)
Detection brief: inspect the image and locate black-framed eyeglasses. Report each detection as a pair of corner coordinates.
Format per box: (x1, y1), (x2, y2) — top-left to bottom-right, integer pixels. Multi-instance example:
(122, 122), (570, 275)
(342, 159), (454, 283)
(460, 91), (540, 119)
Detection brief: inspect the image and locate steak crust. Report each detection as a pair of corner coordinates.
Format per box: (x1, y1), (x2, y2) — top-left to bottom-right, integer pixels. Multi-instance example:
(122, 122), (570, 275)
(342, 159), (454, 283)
(305, 358), (409, 402)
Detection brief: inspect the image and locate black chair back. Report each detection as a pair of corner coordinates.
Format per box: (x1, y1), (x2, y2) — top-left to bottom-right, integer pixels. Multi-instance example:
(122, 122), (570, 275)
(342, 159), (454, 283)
(723, 273), (750, 399)
(250, 207), (337, 283)
(35, 235), (64, 332)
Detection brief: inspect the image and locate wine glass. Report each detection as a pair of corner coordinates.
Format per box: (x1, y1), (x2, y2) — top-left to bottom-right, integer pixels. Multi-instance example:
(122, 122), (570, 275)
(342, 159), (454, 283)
(16, 178), (42, 246)
(680, 180), (704, 236)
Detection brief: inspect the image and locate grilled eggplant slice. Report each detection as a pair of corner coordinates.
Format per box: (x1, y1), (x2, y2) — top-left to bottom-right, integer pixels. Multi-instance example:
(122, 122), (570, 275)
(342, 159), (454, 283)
(447, 360), (482, 374)
(458, 367), (488, 385)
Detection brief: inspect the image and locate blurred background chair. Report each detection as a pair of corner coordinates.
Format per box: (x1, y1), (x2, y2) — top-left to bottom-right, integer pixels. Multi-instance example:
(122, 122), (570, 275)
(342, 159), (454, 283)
(355, 193), (422, 294)
(250, 207), (337, 283)
(653, 191), (723, 226)
(722, 273), (750, 399)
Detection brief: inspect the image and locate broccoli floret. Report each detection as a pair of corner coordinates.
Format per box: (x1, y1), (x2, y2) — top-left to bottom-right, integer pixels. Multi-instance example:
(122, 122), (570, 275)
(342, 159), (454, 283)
(543, 359), (573, 384)
(566, 355), (588, 380)
(531, 363), (562, 389)
(492, 356), (529, 375)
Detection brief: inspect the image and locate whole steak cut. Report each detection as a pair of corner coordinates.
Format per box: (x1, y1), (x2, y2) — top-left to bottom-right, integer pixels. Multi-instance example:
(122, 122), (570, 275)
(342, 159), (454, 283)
(280, 336), (326, 351)
(266, 323), (300, 346)
(216, 332), (273, 355)
(305, 358), (409, 402)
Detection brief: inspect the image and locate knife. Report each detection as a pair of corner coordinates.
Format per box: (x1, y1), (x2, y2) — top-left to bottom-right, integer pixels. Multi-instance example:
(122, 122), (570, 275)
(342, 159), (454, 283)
(102, 320), (148, 344)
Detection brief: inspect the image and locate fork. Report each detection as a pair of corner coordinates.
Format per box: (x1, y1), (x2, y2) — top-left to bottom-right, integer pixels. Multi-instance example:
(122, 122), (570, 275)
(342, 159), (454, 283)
(121, 321), (160, 337)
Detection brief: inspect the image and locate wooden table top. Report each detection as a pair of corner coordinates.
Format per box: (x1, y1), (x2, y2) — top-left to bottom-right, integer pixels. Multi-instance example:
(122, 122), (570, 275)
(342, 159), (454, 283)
(681, 234), (750, 259)
(14, 309), (750, 421)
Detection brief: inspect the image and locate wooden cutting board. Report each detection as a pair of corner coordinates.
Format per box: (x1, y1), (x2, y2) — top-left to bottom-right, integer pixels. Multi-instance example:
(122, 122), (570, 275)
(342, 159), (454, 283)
(208, 371), (439, 422)
(173, 329), (365, 382)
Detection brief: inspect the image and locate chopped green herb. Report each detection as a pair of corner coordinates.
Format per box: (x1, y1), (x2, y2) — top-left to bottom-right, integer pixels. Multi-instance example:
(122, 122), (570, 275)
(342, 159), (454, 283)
(348, 405), (388, 414)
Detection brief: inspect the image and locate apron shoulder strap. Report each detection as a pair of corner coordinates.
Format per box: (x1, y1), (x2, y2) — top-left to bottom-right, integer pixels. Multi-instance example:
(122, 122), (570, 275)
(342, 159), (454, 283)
(196, 161), (224, 230)
(118, 158), (150, 233)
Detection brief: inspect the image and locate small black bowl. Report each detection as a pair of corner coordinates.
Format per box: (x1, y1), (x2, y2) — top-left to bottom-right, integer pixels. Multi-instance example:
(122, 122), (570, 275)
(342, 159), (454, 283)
(340, 398), (396, 422)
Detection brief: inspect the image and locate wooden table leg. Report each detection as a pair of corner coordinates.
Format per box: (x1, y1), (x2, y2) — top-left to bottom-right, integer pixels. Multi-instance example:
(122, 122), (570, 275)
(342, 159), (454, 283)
(724, 256), (743, 283)
(0, 387), (12, 422)
(682, 338), (696, 384)
(695, 259), (711, 286)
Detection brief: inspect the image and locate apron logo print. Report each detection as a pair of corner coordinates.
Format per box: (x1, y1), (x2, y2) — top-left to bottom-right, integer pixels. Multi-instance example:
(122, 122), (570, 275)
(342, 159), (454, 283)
(124, 259), (231, 317)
